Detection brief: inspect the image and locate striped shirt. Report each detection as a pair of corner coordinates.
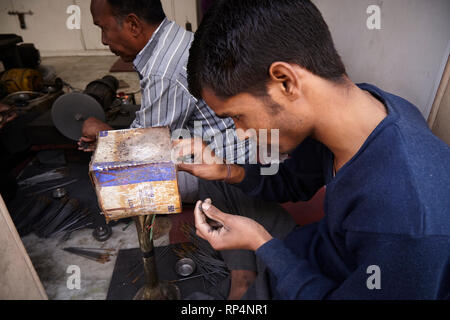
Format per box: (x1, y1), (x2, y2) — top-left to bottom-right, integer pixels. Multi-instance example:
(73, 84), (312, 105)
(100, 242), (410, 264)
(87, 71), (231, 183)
(131, 18), (253, 164)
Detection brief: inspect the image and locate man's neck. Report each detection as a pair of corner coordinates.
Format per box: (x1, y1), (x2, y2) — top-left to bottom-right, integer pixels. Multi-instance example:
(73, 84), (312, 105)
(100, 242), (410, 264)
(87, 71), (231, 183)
(311, 80), (387, 172)
(136, 22), (161, 54)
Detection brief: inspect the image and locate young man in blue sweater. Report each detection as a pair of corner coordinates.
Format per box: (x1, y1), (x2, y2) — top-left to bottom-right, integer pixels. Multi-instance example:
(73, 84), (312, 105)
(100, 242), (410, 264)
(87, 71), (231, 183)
(176, 0), (450, 299)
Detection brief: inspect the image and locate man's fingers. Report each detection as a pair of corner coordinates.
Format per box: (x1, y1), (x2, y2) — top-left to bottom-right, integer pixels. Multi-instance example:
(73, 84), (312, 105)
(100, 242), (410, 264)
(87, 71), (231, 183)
(201, 202), (227, 224)
(194, 200), (211, 236)
(80, 136), (94, 142)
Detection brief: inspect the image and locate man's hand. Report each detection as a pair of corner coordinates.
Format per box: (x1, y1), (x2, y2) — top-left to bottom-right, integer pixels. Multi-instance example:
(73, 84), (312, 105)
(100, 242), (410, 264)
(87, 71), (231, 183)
(77, 117), (112, 152)
(0, 103), (18, 129)
(173, 138), (245, 183)
(194, 199), (273, 251)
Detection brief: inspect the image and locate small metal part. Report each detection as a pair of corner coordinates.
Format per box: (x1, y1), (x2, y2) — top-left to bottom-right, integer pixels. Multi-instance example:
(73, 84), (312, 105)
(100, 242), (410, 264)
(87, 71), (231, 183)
(52, 187), (67, 199)
(175, 258), (196, 277)
(93, 224), (112, 242)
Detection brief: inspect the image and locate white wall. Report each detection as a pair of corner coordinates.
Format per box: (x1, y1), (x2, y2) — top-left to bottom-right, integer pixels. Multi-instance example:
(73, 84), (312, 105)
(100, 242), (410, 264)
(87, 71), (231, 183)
(313, 0), (450, 118)
(162, 0), (199, 32)
(1, 0), (448, 118)
(0, 0), (199, 57)
(0, 0), (110, 56)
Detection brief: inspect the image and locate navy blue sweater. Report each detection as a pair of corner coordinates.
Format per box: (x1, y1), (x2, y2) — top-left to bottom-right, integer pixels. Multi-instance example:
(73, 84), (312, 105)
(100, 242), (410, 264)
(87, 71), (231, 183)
(235, 83), (450, 299)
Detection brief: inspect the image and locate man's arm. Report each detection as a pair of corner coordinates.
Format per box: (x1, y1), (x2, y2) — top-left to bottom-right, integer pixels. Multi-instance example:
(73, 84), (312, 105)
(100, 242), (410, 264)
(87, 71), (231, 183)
(257, 231), (450, 299)
(195, 202), (450, 299)
(177, 137), (330, 203)
(130, 75), (195, 132)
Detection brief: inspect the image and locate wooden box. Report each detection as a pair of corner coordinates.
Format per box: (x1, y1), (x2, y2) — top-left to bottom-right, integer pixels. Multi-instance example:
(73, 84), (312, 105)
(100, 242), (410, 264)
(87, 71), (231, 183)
(89, 127), (182, 222)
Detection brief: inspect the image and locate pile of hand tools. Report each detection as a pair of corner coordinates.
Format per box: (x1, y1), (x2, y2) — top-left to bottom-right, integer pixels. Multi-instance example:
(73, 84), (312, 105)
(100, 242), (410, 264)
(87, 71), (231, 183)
(12, 195), (96, 238)
(11, 167), (97, 239)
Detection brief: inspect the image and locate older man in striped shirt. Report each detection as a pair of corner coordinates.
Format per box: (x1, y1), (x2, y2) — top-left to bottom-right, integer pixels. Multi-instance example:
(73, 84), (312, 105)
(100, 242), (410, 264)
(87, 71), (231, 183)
(81, 0), (251, 202)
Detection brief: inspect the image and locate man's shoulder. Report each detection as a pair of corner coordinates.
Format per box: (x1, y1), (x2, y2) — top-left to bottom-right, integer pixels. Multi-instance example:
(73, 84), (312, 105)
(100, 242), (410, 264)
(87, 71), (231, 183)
(335, 121), (450, 237)
(143, 21), (194, 81)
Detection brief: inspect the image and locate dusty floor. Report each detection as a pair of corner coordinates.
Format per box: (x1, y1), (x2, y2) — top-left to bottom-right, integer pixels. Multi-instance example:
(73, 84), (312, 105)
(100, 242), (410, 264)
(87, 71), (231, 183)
(21, 221), (170, 300)
(19, 55), (172, 300)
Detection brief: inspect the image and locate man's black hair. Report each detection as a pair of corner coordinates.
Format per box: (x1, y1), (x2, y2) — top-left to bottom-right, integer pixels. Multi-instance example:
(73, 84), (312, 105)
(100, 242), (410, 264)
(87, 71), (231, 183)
(107, 0), (165, 25)
(187, 0), (347, 99)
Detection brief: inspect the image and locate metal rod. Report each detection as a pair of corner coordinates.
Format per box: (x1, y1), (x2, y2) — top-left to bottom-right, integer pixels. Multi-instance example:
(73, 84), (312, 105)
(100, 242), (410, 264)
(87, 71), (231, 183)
(28, 179), (78, 196)
(170, 271), (222, 283)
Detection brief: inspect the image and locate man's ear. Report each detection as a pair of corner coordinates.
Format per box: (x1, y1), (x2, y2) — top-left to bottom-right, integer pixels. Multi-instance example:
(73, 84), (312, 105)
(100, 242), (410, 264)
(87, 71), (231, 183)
(268, 62), (302, 100)
(124, 14), (143, 37)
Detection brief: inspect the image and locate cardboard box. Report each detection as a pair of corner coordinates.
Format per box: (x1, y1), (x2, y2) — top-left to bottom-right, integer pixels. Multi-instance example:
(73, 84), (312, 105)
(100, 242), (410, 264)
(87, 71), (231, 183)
(89, 127), (182, 222)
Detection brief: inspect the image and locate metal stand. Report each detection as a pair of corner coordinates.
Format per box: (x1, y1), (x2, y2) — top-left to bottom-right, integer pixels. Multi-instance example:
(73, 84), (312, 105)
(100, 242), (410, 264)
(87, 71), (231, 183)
(132, 215), (180, 300)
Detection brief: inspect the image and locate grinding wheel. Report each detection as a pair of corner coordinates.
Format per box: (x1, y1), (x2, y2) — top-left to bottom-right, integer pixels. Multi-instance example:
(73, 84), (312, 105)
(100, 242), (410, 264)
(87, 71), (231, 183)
(51, 92), (106, 141)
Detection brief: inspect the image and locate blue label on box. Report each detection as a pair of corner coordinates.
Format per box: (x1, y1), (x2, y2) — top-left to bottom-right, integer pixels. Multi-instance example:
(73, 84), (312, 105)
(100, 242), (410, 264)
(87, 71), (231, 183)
(94, 162), (176, 187)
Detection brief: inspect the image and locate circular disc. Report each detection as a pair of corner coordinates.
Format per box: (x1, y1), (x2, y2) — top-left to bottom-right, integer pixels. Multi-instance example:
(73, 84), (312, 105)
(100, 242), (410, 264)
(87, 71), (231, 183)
(92, 224), (112, 242)
(51, 92), (105, 141)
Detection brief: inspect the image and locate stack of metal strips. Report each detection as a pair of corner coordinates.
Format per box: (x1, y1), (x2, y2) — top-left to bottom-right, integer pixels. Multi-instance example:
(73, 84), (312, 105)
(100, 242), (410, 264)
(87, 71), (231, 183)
(173, 223), (229, 286)
(12, 195), (96, 238)
(17, 167), (67, 188)
(63, 247), (115, 264)
(17, 167), (78, 197)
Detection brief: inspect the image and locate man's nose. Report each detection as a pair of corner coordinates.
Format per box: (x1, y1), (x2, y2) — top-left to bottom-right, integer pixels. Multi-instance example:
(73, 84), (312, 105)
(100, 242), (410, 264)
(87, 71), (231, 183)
(101, 32), (108, 46)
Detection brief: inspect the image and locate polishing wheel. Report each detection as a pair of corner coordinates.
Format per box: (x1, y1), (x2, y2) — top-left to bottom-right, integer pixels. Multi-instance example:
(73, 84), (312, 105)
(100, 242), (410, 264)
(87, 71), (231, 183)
(51, 92), (106, 141)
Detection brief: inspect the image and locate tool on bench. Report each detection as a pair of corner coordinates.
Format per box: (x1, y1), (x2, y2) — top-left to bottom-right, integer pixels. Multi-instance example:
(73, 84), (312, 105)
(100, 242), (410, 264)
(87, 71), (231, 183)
(63, 247), (115, 264)
(89, 127), (182, 300)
